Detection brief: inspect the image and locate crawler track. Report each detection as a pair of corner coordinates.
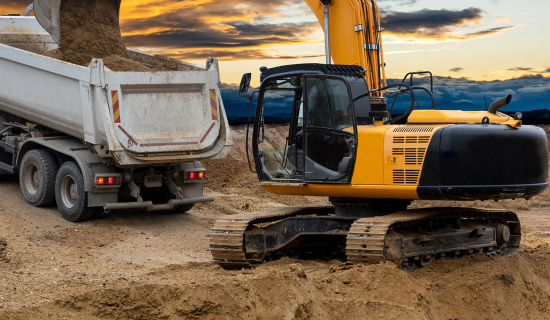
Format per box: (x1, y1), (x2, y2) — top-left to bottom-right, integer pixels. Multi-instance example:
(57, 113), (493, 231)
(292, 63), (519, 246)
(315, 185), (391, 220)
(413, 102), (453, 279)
(211, 206), (521, 268)
(209, 206), (333, 268)
(346, 207), (520, 266)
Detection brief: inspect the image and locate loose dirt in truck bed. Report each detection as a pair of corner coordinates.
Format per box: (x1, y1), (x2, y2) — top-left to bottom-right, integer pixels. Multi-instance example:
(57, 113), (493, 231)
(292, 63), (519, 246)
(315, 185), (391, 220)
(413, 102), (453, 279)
(47, 0), (150, 71)
(1, 125), (550, 319)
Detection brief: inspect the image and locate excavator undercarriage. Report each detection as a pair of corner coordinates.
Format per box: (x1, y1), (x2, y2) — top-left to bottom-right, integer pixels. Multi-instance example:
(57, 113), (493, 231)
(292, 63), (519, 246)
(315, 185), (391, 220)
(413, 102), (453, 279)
(210, 204), (520, 269)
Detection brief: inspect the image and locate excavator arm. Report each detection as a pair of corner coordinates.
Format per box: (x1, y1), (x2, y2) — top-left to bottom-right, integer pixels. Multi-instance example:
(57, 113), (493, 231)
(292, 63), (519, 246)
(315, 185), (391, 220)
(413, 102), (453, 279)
(304, 0), (386, 91)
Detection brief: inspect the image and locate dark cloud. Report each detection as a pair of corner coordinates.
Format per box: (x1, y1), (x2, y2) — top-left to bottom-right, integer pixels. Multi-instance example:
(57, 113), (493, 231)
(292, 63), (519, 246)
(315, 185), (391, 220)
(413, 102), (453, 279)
(541, 68), (550, 73)
(119, 0), (320, 60)
(459, 25), (516, 39)
(381, 8), (515, 40)
(382, 8), (483, 34)
(123, 22), (318, 49)
(508, 67), (533, 72)
(377, 0), (418, 6)
(157, 49), (324, 61)
(449, 67), (464, 72)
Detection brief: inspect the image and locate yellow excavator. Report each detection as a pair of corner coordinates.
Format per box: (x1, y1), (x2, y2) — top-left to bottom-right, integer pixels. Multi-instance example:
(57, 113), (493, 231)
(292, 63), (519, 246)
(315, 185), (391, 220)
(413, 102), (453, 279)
(210, 0), (549, 268)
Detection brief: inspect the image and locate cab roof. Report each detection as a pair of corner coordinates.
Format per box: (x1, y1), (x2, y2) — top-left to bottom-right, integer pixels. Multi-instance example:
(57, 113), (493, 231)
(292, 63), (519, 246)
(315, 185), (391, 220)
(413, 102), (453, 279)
(260, 63), (365, 82)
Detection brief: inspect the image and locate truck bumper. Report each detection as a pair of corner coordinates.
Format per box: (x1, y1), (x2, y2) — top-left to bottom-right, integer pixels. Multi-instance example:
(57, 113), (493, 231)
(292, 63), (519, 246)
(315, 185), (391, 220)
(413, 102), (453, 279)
(103, 196), (214, 211)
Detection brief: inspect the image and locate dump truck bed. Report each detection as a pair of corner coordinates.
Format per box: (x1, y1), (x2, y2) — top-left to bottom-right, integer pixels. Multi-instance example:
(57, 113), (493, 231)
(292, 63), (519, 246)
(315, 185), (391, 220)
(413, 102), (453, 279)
(0, 17), (230, 166)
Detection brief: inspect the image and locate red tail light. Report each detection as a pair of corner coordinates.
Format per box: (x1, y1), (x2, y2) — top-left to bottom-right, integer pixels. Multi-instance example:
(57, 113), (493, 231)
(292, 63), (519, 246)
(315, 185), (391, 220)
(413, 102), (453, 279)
(95, 176), (122, 187)
(186, 171), (205, 180)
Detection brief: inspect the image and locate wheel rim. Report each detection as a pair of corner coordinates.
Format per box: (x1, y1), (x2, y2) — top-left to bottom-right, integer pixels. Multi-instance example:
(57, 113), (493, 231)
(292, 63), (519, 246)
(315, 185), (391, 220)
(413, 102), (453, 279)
(25, 163), (40, 194)
(60, 175), (78, 209)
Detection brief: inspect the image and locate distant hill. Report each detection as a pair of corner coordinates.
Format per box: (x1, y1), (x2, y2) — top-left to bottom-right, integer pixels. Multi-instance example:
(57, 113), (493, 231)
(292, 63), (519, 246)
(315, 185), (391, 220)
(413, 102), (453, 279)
(228, 107), (550, 126)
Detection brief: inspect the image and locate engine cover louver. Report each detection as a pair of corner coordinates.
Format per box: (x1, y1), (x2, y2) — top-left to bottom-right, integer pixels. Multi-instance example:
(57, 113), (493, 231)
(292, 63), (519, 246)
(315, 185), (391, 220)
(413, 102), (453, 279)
(392, 170), (420, 184)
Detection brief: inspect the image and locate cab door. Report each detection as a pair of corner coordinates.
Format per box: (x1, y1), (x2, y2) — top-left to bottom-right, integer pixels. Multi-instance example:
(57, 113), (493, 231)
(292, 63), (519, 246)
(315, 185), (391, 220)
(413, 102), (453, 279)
(303, 76), (357, 183)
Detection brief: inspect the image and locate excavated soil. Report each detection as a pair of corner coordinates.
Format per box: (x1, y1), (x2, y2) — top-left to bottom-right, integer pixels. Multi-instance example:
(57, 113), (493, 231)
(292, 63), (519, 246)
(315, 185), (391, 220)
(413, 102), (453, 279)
(0, 125), (550, 319)
(46, 0), (150, 71)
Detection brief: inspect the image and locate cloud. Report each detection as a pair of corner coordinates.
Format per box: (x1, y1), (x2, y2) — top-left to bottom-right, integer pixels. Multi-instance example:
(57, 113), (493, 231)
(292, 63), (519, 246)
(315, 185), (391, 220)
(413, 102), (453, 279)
(494, 17), (510, 23)
(377, 0), (418, 6)
(123, 22), (319, 49)
(0, 0), (29, 14)
(382, 8), (483, 35)
(541, 68), (550, 73)
(381, 8), (516, 41)
(390, 74), (550, 111)
(118, 0), (321, 60)
(459, 26), (516, 39)
(221, 74), (550, 124)
(508, 67), (533, 72)
(153, 49), (324, 61)
(449, 67), (464, 72)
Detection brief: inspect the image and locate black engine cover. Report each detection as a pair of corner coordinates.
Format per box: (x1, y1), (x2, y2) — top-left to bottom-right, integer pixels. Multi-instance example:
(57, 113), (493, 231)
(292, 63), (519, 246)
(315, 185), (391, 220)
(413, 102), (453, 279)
(417, 124), (548, 200)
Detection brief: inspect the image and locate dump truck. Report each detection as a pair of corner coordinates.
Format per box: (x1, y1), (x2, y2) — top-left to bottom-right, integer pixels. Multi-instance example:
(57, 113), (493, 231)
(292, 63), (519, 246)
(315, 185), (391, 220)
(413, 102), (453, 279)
(0, 11), (231, 222)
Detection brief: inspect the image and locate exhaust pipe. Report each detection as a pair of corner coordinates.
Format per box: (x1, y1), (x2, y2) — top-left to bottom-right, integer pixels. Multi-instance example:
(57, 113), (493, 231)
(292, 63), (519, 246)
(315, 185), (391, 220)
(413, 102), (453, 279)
(488, 94), (512, 114)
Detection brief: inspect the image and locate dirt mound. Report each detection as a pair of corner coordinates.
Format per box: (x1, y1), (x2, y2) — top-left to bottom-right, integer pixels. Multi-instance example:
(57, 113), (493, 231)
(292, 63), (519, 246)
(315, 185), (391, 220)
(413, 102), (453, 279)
(200, 157), (328, 216)
(47, 0), (146, 71)
(5, 249), (550, 319)
(1, 125), (550, 319)
(0, 238), (8, 263)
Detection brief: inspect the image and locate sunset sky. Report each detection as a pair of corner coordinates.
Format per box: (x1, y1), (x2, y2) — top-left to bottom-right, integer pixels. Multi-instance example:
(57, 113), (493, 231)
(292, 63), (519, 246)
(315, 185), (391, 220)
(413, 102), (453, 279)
(1, 0), (549, 110)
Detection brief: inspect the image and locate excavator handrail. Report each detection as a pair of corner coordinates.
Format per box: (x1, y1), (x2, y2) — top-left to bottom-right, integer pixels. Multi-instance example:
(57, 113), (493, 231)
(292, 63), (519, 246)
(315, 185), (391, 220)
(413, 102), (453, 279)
(401, 71), (434, 94)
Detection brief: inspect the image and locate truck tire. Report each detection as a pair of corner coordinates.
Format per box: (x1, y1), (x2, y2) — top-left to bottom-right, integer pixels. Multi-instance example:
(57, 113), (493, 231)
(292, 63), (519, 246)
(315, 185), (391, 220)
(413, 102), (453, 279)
(19, 149), (59, 206)
(177, 203), (194, 213)
(54, 161), (95, 222)
(161, 203), (194, 214)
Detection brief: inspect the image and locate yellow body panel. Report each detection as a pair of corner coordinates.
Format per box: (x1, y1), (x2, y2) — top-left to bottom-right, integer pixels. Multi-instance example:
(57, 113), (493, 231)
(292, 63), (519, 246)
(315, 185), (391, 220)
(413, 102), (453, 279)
(261, 183), (418, 199)
(383, 125), (445, 186)
(351, 125), (389, 185)
(260, 125), (447, 199)
(408, 110), (512, 125)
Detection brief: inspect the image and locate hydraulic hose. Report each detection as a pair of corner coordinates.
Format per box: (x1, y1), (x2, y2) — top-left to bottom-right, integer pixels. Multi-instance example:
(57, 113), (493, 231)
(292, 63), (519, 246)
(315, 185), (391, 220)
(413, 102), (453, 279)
(369, 83), (416, 124)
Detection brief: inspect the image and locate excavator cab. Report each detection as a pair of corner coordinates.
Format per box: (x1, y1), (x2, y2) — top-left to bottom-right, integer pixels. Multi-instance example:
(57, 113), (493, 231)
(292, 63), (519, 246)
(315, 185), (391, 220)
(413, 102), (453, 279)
(245, 64), (375, 185)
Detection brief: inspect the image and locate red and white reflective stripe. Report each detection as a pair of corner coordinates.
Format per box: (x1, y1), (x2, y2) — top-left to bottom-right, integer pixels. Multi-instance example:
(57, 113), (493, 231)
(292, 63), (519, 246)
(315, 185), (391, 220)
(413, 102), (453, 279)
(112, 91), (121, 123)
(210, 89), (218, 120)
(200, 122), (216, 143)
(118, 125), (138, 146)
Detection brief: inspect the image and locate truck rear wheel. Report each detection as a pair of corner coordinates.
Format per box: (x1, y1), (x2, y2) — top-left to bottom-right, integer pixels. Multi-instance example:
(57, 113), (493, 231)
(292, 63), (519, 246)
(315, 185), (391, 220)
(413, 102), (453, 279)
(55, 162), (95, 222)
(162, 203), (194, 214)
(177, 203), (194, 213)
(19, 149), (58, 206)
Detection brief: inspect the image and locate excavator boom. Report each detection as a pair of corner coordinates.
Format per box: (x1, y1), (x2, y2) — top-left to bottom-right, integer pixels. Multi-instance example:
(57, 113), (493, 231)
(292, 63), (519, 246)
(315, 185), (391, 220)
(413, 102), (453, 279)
(304, 0), (386, 91)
